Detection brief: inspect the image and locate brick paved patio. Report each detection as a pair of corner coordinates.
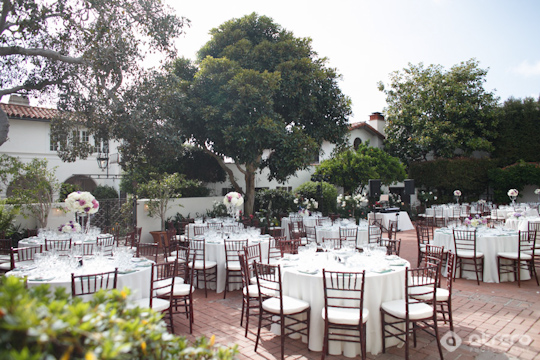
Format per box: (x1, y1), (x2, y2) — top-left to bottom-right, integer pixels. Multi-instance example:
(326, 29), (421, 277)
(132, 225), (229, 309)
(173, 228), (540, 359)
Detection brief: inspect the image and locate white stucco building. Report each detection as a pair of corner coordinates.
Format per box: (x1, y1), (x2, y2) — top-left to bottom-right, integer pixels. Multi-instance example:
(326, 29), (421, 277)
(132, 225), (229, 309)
(0, 95), (393, 198)
(0, 95), (122, 197)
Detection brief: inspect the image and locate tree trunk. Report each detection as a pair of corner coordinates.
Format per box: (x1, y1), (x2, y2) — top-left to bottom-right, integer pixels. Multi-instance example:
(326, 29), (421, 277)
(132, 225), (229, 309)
(0, 108), (9, 146)
(244, 166), (256, 216)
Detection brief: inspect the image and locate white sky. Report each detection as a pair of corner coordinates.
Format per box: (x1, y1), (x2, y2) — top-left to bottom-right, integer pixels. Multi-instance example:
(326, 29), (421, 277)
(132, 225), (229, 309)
(162, 0), (540, 123)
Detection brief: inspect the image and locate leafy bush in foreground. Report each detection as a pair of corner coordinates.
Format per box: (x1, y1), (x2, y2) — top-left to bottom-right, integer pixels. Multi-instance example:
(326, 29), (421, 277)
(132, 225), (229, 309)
(0, 276), (238, 359)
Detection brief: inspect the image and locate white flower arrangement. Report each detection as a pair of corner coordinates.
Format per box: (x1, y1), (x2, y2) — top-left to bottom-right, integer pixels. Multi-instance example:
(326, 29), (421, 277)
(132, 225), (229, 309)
(65, 191), (99, 214)
(453, 190), (462, 197)
(507, 189), (519, 197)
(463, 215), (487, 227)
(535, 189), (540, 195)
(58, 220), (82, 233)
(223, 192), (244, 208)
(298, 208), (310, 217)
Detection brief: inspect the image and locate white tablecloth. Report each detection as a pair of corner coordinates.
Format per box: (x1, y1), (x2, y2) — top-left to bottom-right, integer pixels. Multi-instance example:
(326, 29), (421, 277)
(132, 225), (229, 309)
(7, 258), (152, 300)
(278, 253), (408, 356)
(433, 227), (528, 283)
(505, 216), (540, 231)
(196, 234), (271, 293)
(368, 211), (414, 231)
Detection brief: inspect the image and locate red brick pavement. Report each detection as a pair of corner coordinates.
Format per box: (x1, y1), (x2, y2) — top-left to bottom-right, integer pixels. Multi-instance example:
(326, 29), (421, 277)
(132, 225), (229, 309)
(173, 228), (540, 359)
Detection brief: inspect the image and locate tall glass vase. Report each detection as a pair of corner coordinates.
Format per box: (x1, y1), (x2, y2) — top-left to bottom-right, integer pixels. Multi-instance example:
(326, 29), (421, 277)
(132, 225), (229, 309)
(76, 212), (90, 233)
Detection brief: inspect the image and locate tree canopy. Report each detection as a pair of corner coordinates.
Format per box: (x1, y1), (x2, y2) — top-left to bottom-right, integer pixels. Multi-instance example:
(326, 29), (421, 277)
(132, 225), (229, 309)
(1, 0), (187, 147)
(314, 143), (406, 195)
(378, 59), (499, 166)
(171, 13), (352, 214)
(491, 96), (540, 166)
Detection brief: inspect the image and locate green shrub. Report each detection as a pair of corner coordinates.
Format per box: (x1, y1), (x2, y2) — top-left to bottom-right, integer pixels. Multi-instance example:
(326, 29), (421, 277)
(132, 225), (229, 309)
(254, 189), (296, 217)
(92, 185), (119, 200)
(294, 181), (338, 215)
(0, 276), (238, 360)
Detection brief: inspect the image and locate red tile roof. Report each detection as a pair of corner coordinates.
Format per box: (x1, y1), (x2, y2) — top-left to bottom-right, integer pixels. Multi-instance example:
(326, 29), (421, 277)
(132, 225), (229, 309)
(348, 121), (385, 139)
(0, 103), (57, 121)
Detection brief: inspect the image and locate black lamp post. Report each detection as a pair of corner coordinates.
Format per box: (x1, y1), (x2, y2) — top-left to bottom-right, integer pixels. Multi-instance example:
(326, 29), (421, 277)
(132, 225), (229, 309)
(96, 151), (109, 176)
(311, 174), (330, 215)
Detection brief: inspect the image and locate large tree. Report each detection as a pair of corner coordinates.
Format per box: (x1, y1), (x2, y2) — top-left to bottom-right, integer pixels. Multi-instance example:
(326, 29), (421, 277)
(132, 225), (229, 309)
(314, 143), (406, 195)
(378, 59), (499, 166)
(491, 96), (540, 166)
(171, 13), (352, 215)
(0, 0), (187, 147)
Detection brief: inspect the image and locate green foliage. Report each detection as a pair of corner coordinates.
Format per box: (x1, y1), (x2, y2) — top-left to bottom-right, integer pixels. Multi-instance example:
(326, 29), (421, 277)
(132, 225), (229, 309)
(137, 173), (186, 231)
(379, 59), (499, 166)
(205, 201), (229, 218)
(316, 143), (406, 194)
(409, 157), (498, 203)
(170, 13), (352, 215)
(0, 276), (238, 359)
(58, 183), (80, 202)
(7, 0), (187, 156)
(492, 97), (540, 166)
(8, 158), (60, 228)
(488, 161), (540, 204)
(0, 200), (18, 235)
(254, 189), (296, 217)
(92, 185), (119, 200)
(294, 181), (338, 215)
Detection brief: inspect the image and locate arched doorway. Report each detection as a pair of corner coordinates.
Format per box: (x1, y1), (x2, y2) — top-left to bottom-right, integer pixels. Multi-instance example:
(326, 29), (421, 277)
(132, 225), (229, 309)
(63, 175), (97, 192)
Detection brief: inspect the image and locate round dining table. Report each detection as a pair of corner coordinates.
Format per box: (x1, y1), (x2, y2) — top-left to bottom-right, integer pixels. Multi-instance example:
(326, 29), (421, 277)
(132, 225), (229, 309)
(191, 231), (272, 293)
(276, 251), (409, 356)
(433, 226), (529, 283)
(6, 252), (152, 300)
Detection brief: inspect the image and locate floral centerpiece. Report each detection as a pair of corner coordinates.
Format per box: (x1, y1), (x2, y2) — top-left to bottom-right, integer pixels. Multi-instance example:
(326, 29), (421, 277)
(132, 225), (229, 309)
(512, 212), (523, 219)
(64, 191), (99, 232)
(58, 221), (82, 233)
(223, 191), (243, 220)
(337, 193), (368, 218)
(463, 214), (487, 227)
(507, 188), (519, 206)
(298, 208), (310, 217)
(453, 190), (461, 204)
(293, 195), (318, 217)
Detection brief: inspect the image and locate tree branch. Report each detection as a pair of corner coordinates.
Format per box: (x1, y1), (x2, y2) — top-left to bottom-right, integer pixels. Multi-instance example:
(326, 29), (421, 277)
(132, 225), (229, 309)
(201, 146), (244, 195)
(0, 46), (85, 64)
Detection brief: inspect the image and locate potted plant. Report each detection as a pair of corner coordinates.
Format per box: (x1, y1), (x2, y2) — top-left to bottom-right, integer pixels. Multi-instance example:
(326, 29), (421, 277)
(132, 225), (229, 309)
(137, 173), (185, 243)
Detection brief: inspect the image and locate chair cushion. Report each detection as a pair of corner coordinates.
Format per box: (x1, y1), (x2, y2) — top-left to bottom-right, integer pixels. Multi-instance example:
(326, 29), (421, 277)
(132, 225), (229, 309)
(322, 307), (369, 325)
(173, 283), (194, 296)
(262, 296), (310, 315)
(410, 286), (449, 301)
(456, 250), (484, 258)
(190, 260), (217, 270)
(128, 297), (171, 312)
(226, 261), (241, 271)
(243, 284), (259, 297)
(381, 299), (434, 320)
(0, 262), (12, 271)
(174, 277), (185, 285)
(497, 252), (532, 260)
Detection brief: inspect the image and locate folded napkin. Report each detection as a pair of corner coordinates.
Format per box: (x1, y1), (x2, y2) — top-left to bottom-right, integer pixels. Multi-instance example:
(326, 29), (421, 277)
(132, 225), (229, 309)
(29, 276), (55, 282)
(297, 268), (319, 275)
(118, 269), (137, 274)
(389, 260), (407, 266)
(371, 268), (393, 274)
